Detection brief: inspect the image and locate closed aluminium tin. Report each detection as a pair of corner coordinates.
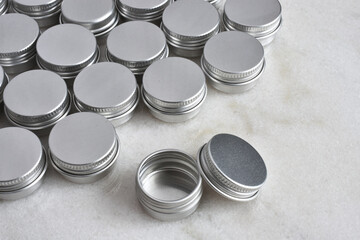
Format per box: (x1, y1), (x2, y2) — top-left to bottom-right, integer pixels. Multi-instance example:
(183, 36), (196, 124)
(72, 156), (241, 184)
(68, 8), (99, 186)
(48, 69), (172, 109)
(0, 14), (39, 75)
(48, 112), (120, 184)
(201, 31), (265, 93)
(36, 24), (99, 83)
(0, 0), (8, 15)
(73, 62), (139, 127)
(197, 134), (267, 201)
(3, 70), (71, 136)
(0, 127), (47, 200)
(136, 149), (202, 221)
(161, 0), (220, 58)
(223, 0), (282, 46)
(106, 21), (168, 78)
(142, 57), (207, 122)
(12, 0), (62, 29)
(0, 65), (8, 104)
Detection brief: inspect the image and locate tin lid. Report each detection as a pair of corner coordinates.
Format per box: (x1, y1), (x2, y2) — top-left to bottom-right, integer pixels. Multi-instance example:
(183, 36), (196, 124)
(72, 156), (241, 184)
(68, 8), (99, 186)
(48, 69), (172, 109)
(36, 24), (99, 78)
(223, 0), (282, 36)
(0, 14), (39, 62)
(142, 57), (206, 112)
(197, 134), (267, 201)
(48, 112), (119, 175)
(202, 31), (265, 83)
(12, 0), (62, 15)
(107, 21), (168, 75)
(3, 70), (70, 129)
(73, 62), (138, 118)
(117, 0), (171, 21)
(0, 127), (46, 192)
(61, 0), (119, 37)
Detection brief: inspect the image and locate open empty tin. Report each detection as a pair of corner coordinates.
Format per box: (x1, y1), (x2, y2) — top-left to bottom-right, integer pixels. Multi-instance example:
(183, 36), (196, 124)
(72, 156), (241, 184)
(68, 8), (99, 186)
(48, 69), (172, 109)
(161, 0), (220, 58)
(0, 0), (8, 15)
(73, 62), (139, 127)
(12, 0), (62, 29)
(36, 24), (99, 84)
(0, 65), (8, 104)
(106, 21), (168, 79)
(48, 112), (120, 184)
(0, 13), (39, 75)
(0, 127), (47, 200)
(201, 31), (265, 93)
(116, 0), (173, 24)
(223, 0), (282, 46)
(136, 149), (203, 221)
(197, 134), (267, 201)
(142, 57), (207, 122)
(3, 70), (71, 136)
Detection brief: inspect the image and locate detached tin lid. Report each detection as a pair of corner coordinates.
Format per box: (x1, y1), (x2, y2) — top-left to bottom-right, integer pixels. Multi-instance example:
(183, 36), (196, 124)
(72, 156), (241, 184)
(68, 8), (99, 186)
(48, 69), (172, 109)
(12, 0), (62, 14)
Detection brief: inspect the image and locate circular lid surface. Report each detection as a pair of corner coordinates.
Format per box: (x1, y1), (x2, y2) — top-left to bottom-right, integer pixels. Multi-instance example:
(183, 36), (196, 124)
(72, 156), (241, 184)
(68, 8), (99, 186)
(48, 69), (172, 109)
(203, 31), (264, 75)
(107, 21), (166, 63)
(0, 14), (39, 57)
(208, 134), (267, 188)
(162, 0), (219, 38)
(49, 112), (117, 166)
(0, 127), (43, 182)
(3, 70), (68, 117)
(37, 24), (97, 68)
(74, 62), (137, 109)
(119, 0), (169, 10)
(225, 0), (281, 27)
(143, 57), (205, 103)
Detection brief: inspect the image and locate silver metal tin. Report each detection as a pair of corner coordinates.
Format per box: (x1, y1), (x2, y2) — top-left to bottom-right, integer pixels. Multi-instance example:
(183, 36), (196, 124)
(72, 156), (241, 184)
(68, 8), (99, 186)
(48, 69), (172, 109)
(116, 0), (173, 24)
(161, 0), (220, 58)
(197, 134), (267, 201)
(0, 0), (8, 15)
(0, 127), (47, 200)
(3, 70), (71, 136)
(73, 62), (139, 127)
(0, 14), (39, 75)
(12, 0), (62, 28)
(206, 0), (225, 10)
(0, 65), (8, 104)
(201, 31), (265, 93)
(48, 112), (120, 184)
(106, 21), (168, 77)
(136, 149), (202, 221)
(36, 24), (99, 83)
(142, 57), (207, 122)
(223, 0), (282, 46)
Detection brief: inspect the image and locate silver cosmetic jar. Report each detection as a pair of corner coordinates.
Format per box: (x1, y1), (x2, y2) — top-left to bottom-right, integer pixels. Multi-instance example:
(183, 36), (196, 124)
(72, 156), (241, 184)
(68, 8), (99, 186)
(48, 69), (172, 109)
(142, 57), (207, 123)
(3, 70), (71, 136)
(48, 112), (120, 184)
(73, 62), (139, 127)
(136, 149), (203, 221)
(0, 13), (39, 75)
(161, 0), (220, 58)
(106, 21), (168, 79)
(12, 0), (62, 29)
(0, 127), (47, 200)
(0, 0), (8, 15)
(36, 24), (99, 84)
(201, 31), (265, 93)
(116, 0), (173, 24)
(223, 0), (282, 46)
(0, 65), (8, 104)
(197, 134), (267, 201)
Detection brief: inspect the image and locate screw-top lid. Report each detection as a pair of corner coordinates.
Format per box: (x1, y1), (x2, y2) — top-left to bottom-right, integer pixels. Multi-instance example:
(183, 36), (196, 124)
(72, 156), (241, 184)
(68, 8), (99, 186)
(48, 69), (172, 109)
(12, 0), (62, 15)
(116, 0), (172, 21)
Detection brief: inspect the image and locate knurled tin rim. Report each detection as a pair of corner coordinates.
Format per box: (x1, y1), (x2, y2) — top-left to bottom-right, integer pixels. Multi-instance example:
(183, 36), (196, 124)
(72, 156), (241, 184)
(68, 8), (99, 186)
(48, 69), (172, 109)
(0, 0), (8, 15)
(116, 0), (172, 15)
(12, 0), (62, 13)
(0, 68), (8, 102)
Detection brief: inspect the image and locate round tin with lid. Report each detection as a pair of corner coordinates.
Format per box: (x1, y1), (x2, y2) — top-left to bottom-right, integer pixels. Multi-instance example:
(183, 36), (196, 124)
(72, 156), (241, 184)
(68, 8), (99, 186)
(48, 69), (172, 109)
(60, 0), (120, 41)
(3, 70), (71, 136)
(36, 24), (99, 83)
(223, 0), (282, 46)
(116, 0), (173, 24)
(197, 134), (267, 201)
(106, 21), (168, 78)
(161, 0), (220, 58)
(0, 13), (39, 75)
(73, 62), (139, 127)
(136, 149), (203, 221)
(0, 127), (47, 200)
(201, 31), (265, 93)
(12, 0), (62, 29)
(48, 112), (120, 184)
(0, 65), (8, 104)
(142, 57), (207, 122)
(0, 0), (8, 15)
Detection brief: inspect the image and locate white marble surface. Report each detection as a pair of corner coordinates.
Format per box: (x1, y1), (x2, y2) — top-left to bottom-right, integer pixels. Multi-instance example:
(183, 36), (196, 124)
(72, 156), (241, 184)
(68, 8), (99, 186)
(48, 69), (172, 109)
(1, 0), (360, 239)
